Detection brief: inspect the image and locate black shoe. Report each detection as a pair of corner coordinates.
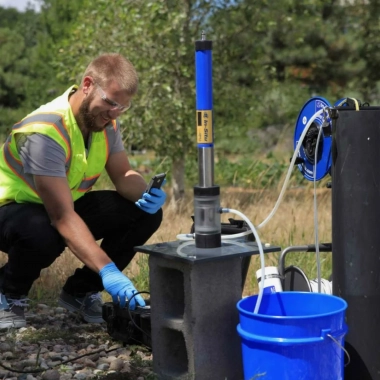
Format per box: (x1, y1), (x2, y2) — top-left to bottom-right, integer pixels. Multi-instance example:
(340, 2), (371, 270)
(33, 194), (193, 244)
(58, 290), (104, 323)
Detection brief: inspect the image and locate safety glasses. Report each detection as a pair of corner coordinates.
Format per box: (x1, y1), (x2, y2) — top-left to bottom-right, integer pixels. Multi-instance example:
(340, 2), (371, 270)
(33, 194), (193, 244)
(95, 83), (131, 113)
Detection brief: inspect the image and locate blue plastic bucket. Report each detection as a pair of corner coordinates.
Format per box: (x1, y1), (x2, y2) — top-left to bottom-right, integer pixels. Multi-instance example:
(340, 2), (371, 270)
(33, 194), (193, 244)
(237, 292), (348, 380)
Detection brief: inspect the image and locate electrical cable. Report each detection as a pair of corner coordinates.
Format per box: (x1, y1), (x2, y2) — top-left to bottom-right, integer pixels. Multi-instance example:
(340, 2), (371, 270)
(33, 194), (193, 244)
(336, 97), (360, 111)
(0, 344), (123, 374)
(309, 97), (360, 293)
(313, 123), (324, 293)
(311, 97), (359, 292)
(126, 291), (152, 342)
(0, 291), (153, 374)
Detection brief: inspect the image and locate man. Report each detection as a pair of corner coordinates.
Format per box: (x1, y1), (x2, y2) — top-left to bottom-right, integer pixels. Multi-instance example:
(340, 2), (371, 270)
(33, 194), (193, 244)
(0, 53), (166, 328)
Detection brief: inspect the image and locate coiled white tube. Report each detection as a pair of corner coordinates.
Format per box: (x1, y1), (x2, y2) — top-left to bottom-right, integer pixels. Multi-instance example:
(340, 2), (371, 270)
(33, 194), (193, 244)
(176, 230), (251, 241)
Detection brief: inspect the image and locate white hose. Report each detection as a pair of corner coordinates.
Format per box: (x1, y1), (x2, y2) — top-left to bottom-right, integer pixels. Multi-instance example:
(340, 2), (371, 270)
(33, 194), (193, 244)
(176, 108), (326, 243)
(257, 108), (324, 229)
(176, 233), (195, 241)
(175, 107), (327, 313)
(220, 208), (265, 314)
(176, 239), (253, 258)
(176, 240), (197, 257)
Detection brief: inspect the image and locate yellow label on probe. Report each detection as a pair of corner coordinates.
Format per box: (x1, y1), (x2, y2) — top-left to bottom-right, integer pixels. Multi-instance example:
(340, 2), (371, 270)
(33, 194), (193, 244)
(196, 110), (213, 144)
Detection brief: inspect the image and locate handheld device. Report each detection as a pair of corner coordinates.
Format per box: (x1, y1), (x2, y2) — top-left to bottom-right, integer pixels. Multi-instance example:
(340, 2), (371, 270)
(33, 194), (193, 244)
(102, 301), (152, 348)
(145, 173), (166, 194)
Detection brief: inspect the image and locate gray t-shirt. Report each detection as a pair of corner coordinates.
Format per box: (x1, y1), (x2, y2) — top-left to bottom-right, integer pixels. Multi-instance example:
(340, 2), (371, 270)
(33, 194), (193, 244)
(17, 128), (124, 177)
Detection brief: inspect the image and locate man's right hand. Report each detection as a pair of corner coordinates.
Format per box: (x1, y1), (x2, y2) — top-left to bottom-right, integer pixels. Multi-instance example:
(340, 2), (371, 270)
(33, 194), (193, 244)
(135, 180), (167, 214)
(99, 262), (146, 310)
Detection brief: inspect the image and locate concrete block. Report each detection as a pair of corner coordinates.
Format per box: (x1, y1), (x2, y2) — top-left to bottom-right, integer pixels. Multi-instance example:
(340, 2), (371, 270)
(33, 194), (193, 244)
(149, 255), (243, 380)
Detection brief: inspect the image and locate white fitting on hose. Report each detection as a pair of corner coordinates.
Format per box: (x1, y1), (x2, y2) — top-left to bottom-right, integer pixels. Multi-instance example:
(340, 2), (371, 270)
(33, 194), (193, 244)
(256, 266), (283, 293)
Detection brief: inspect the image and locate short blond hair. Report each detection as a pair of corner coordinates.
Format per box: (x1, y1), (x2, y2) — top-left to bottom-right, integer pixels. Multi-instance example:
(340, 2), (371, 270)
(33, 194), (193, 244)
(82, 53), (138, 95)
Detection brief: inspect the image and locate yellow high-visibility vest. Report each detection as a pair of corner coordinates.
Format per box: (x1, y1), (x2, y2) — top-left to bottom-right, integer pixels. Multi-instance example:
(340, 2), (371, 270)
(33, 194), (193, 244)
(0, 86), (117, 205)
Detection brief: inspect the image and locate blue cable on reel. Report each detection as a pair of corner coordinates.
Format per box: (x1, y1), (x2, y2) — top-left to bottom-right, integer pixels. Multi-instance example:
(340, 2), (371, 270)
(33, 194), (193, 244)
(293, 97), (332, 181)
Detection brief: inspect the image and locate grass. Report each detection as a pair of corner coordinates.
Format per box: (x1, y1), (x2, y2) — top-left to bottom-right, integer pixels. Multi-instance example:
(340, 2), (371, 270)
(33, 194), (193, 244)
(0, 150), (333, 379)
(0, 182), (332, 304)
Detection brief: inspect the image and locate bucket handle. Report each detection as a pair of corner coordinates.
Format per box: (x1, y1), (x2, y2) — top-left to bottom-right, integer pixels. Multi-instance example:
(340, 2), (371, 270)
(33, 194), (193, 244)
(237, 325), (347, 348)
(326, 331), (351, 367)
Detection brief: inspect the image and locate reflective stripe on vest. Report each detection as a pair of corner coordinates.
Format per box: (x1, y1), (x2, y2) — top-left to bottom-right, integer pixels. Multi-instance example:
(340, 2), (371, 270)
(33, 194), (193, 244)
(13, 113), (71, 164)
(77, 173), (101, 193)
(2, 135), (36, 193)
(3, 113), (72, 193)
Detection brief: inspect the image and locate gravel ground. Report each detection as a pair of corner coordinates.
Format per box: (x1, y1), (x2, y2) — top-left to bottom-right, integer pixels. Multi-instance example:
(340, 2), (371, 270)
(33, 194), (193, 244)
(0, 304), (154, 380)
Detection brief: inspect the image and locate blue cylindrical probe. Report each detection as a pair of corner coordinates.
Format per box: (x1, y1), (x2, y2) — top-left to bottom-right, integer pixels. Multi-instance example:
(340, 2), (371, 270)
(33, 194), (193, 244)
(194, 32), (221, 248)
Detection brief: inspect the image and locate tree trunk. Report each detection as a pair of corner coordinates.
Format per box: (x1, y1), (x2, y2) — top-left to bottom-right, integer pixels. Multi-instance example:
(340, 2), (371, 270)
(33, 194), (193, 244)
(170, 157), (186, 209)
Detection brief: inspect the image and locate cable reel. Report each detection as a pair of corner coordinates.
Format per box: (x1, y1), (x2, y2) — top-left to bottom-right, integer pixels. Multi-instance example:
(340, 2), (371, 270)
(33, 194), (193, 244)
(294, 97), (333, 181)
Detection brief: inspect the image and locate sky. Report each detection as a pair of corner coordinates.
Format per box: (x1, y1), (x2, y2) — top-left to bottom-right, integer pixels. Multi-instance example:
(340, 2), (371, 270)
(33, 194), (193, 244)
(0, 0), (41, 12)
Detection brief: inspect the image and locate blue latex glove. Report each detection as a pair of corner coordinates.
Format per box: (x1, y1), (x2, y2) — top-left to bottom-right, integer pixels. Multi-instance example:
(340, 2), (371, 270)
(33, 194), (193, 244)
(135, 181), (167, 214)
(99, 262), (145, 310)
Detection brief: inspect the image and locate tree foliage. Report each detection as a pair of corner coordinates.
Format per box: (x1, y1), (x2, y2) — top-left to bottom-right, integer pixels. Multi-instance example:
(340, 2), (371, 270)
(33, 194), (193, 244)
(1, 0), (380, 194)
(0, 1), (86, 132)
(57, 0), (203, 158)
(56, 0), (221, 200)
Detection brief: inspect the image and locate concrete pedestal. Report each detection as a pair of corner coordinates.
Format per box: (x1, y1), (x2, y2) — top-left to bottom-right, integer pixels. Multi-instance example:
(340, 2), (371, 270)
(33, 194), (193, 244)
(135, 240), (280, 380)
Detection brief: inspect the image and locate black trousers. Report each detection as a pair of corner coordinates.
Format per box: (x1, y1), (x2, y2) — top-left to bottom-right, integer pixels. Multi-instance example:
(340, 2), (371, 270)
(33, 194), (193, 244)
(0, 190), (162, 297)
